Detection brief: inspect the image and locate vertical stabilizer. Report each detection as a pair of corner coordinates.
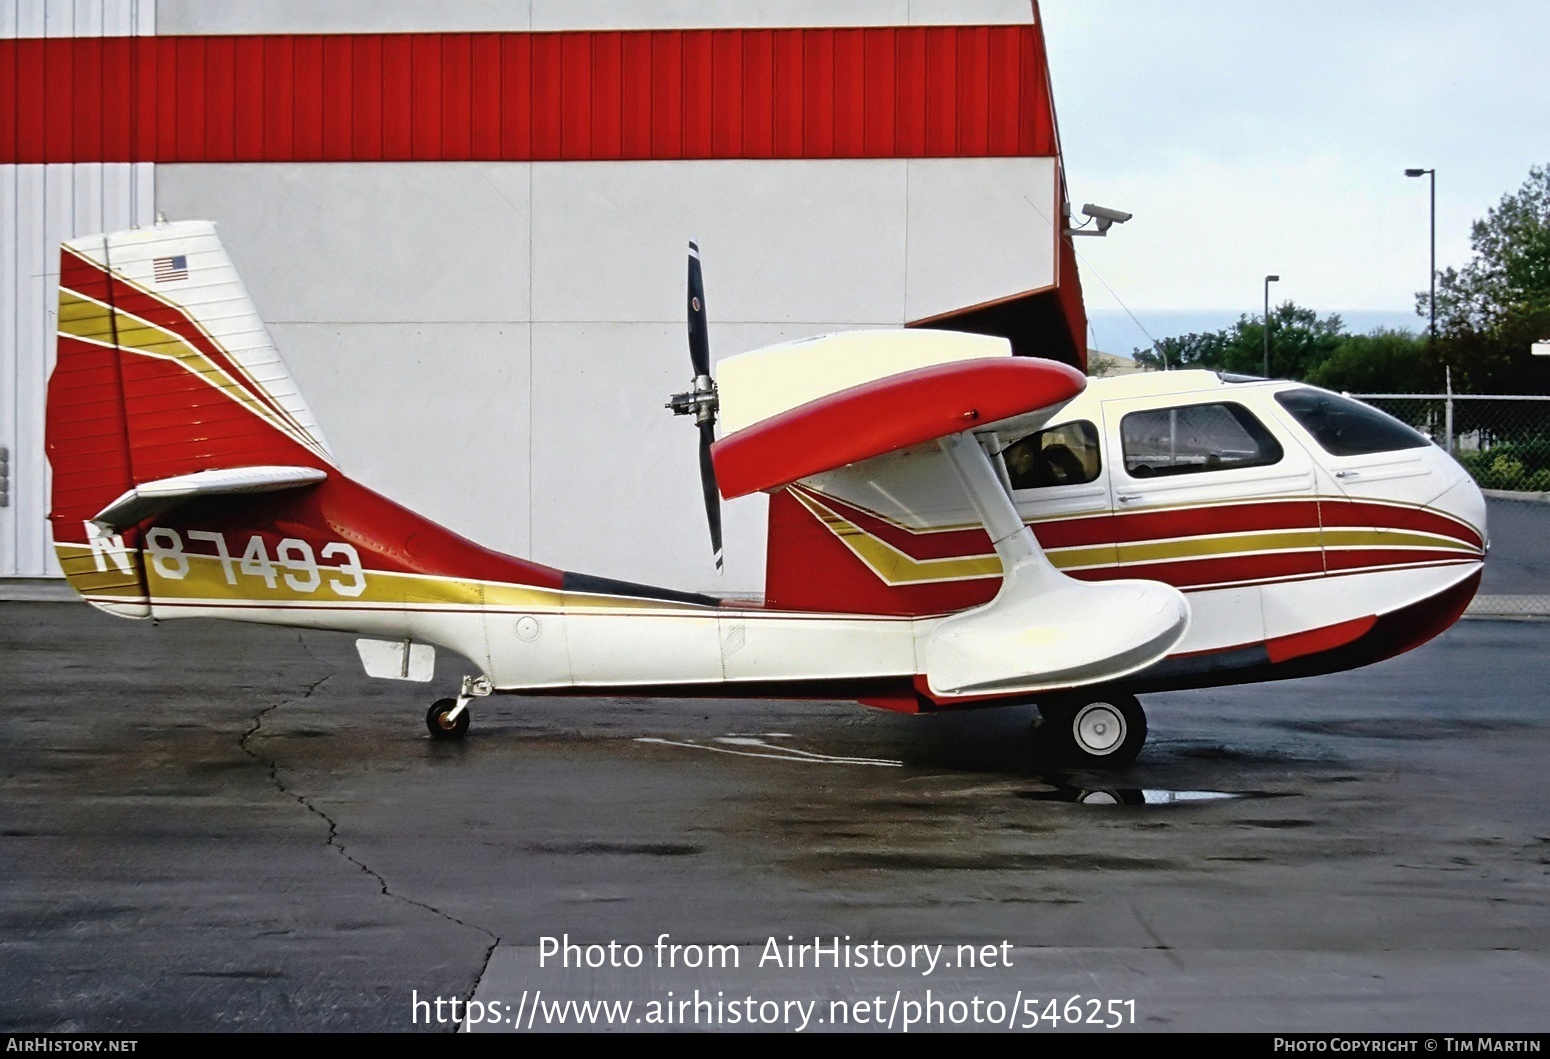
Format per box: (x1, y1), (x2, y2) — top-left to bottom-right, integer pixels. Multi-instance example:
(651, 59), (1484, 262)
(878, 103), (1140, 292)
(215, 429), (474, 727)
(48, 221), (335, 616)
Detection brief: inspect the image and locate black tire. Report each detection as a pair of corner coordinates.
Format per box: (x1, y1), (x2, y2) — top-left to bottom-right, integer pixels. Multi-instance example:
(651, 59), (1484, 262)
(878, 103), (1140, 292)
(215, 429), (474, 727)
(426, 698), (470, 740)
(1037, 692), (1146, 769)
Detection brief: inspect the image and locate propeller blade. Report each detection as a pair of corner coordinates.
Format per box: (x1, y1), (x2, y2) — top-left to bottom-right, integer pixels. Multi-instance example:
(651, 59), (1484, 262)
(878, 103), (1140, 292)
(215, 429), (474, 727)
(687, 239), (711, 380)
(698, 420), (724, 572)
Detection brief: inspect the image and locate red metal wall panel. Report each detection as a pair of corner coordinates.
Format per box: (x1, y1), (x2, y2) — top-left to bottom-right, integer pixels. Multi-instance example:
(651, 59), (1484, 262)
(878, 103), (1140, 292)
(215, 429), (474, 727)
(499, 34), (532, 160)
(1, 26), (1056, 164)
(441, 34), (473, 161)
(529, 32), (562, 160)
(205, 36), (237, 162)
(380, 34), (412, 160)
(681, 31), (714, 158)
(619, 32), (653, 158)
(469, 34), (502, 159)
(410, 34), (441, 160)
(321, 35), (353, 160)
(771, 30), (803, 158)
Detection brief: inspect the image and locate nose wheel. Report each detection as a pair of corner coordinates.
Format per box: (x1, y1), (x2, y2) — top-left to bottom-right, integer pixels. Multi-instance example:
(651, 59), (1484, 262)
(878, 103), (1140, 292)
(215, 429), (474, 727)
(1037, 691), (1147, 768)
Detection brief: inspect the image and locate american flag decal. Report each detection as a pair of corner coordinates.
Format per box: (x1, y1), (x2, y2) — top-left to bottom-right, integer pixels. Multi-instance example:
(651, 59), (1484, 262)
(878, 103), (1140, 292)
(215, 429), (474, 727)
(152, 255), (189, 283)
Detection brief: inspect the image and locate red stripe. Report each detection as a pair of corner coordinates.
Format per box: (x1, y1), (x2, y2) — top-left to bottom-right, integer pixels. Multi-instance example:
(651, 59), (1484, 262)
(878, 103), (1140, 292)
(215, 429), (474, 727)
(1324, 549), (1477, 574)
(801, 488), (992, 561)
(1092, 551), (1327, 589)
(1320, 498), (1483, 550)
(803, 490), (1481, 563)
(1266, 615), (1376, 665)
(1, 27), (1056, 164)
(60, 249), (304, 439)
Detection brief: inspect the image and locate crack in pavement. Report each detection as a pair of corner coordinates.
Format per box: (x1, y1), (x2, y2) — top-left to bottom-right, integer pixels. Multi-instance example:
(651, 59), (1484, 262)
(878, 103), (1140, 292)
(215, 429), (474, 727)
(239, 636), (502, 1029)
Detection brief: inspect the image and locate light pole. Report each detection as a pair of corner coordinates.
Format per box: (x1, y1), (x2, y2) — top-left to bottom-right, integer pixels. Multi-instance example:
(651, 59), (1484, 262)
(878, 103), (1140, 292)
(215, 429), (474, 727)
(1404, 168), (1436, 348)
(1405, 167), (1447, 449)
(1263, 274), (1279, 377)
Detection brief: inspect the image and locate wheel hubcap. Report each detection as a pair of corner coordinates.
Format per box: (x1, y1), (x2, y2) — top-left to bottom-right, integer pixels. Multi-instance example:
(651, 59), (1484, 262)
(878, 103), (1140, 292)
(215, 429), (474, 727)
(1073, 703), (1126, 755)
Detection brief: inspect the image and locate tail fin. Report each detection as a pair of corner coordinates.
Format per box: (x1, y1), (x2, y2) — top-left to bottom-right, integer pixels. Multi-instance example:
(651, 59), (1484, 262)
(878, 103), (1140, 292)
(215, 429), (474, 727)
(48, 221), (559, 621)
(49, 222), (336, 615)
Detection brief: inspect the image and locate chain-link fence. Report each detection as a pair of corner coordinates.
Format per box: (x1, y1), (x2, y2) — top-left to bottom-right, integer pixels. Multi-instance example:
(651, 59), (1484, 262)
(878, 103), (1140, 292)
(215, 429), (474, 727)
(1354, 393), (1550, 618)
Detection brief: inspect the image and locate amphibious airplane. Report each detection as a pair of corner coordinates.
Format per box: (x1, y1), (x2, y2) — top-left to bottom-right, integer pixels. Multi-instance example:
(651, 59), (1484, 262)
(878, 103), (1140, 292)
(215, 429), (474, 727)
(47, 222), (1486, 767)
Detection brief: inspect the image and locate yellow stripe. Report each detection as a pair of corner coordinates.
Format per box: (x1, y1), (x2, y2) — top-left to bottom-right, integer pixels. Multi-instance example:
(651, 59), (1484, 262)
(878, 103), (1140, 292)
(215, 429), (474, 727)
(1321, 528), (1477, 553)
(54, 543), (147, 598)
(57, 289), (326, 458)
(128, 550), (714, 613)
(795, 492), (1479, 587)
(793, 491), (1003, 584)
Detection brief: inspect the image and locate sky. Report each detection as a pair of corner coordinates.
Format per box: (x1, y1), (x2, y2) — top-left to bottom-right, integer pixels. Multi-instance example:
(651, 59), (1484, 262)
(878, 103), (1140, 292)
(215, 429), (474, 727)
(1035, 1), (1550, 355)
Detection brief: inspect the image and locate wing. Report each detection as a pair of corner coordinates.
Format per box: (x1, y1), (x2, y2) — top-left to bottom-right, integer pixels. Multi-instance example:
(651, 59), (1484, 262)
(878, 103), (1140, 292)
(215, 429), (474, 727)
(711, 330), (1189, 697)
(711, 354), (1087, 499)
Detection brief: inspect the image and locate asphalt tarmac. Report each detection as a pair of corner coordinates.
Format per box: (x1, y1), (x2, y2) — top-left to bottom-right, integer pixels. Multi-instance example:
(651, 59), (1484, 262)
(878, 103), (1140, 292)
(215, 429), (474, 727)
(2, 602), (1547, 1033)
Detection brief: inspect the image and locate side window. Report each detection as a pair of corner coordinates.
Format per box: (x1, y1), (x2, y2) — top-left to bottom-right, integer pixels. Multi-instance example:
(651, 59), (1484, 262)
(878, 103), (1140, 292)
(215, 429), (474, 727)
(1121, 402), (1283, 478)
(1004, 421), (1102, 489)
(1274, 388), (1431, 456)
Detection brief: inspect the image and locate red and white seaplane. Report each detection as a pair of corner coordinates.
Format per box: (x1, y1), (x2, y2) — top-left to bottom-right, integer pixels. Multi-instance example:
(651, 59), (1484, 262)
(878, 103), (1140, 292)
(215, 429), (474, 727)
(47, 222), (1486, 767)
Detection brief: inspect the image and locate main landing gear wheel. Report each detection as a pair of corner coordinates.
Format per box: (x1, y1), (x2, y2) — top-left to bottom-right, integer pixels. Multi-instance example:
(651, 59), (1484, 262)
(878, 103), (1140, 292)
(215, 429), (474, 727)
(426, 698), (470, 741)
(1038, 692), (1147, 769)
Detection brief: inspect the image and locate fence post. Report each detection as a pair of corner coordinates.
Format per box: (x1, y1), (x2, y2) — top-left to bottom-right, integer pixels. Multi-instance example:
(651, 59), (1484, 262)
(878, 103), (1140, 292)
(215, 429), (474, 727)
(1444, 367), (1454, 454)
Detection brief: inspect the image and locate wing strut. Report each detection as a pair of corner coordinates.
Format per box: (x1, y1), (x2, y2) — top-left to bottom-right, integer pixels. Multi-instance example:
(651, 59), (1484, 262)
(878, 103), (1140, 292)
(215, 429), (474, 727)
(923, 433), (1190, 697)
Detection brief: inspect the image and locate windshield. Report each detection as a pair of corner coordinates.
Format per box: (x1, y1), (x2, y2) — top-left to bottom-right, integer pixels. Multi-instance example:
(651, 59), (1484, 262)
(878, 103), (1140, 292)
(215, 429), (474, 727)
(1274, 389), (1431, 457)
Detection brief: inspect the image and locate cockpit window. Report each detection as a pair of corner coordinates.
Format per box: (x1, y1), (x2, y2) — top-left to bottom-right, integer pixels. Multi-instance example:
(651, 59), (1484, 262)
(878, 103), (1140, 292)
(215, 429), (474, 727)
(1274, 388), (1431, 457)
(1121, 402), (1283, 478)
(1004, 421), (1102, 489)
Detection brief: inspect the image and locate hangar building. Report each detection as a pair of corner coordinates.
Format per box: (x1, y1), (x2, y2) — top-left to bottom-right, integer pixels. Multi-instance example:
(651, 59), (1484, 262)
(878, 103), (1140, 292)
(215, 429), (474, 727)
(3, 0), (1086, 595)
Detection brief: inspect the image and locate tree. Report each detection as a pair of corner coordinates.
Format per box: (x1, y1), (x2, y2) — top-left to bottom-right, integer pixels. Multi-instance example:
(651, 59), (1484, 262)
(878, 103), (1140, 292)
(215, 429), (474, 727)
(1305, 328), (1429, 393)
(1431, 164), (1550, 394)
(1132, 302), (1345, 379)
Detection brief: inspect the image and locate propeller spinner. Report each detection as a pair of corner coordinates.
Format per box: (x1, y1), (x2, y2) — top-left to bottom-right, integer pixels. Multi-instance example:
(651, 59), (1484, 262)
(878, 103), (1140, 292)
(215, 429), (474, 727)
(665, 239), (723, 572)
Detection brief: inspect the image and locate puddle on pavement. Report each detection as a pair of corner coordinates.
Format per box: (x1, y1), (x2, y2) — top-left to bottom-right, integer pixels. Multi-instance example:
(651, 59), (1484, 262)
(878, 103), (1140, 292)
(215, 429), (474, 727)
(1018, 782), (1245, 806)
(635, 733), (902, 767)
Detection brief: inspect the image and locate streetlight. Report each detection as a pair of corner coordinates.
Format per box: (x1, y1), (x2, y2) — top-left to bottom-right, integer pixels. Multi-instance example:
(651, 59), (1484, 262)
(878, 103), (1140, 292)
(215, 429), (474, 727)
(1406, 167), (1446, 449)
(1263, 274), (1279, 377)
(1404, 168), (1436, 348)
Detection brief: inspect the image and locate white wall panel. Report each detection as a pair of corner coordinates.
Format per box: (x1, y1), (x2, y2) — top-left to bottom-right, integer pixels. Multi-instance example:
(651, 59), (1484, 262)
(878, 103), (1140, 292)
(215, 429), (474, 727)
(271, 322), (534, 558)
(4, 2), (156, 579)
(906, 0), (1034, 25)
(1, 163), (155, 577)
(529, 1), (907, 31)
(155, 165), (532, 325)
(905, 157), (1058, 321)
(18, 0), (152, 37)
(155, 1), (1029, 34)
(43, 0), (76, 35)
(149, 155), (1059, 593)
(0, 167), (17, 576)
(530, 322), (783, 591)
(159, 0), (531, 34)
(530, 160), (907, 326)
(8, 167), (48, 577)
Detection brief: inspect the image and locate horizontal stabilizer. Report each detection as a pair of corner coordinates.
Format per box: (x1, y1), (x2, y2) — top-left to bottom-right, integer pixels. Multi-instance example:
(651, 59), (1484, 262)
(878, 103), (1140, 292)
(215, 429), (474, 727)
(90, 465), (327, 534)
(712, 356), (1086, 499)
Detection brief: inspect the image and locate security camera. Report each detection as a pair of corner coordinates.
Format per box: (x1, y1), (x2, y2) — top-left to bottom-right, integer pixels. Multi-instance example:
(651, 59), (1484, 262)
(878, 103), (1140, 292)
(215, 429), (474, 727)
(1081, 204), (1133, 225)
(1066, 203), (1133, 237)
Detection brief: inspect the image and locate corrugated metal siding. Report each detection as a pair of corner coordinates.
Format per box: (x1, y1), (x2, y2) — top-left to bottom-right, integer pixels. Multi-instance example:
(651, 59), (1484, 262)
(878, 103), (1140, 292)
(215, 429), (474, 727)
(3, 0), (153, 578)
(2, 26), (1056, 163)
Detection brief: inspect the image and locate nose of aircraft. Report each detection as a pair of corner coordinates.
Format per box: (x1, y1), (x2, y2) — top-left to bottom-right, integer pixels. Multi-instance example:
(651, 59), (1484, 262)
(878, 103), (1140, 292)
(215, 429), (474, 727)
(1429, 451), (1489, 556)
